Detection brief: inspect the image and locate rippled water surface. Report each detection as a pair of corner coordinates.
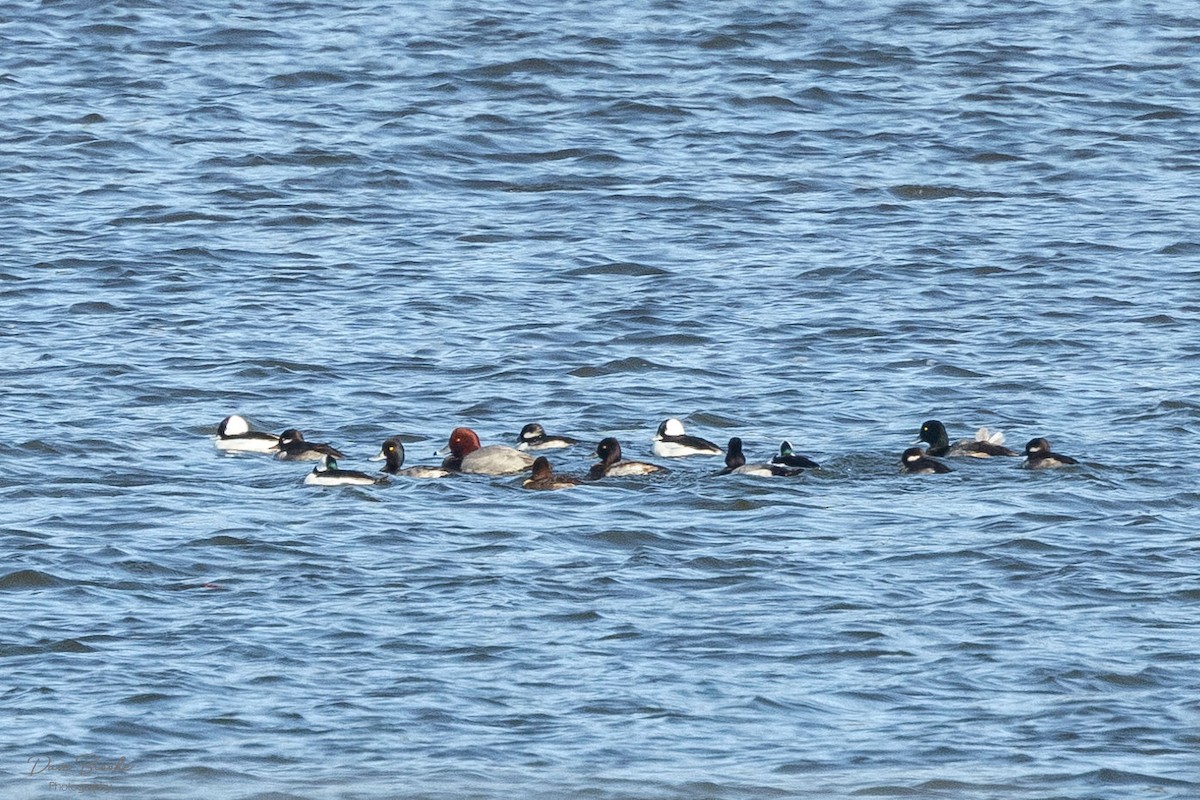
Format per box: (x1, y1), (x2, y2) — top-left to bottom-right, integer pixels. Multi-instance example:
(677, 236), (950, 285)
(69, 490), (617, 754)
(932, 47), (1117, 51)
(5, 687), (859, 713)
(3, 1), (1199, 797)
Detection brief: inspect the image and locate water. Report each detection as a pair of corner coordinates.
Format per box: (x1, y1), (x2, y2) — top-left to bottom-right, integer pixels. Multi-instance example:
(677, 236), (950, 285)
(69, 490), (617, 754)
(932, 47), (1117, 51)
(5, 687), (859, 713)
(3, 0), (1199, 797)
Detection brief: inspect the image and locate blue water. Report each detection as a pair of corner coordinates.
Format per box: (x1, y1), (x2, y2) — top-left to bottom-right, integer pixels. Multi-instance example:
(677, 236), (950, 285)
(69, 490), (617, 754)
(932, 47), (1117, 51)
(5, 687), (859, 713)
(3, 1), (1199, 798)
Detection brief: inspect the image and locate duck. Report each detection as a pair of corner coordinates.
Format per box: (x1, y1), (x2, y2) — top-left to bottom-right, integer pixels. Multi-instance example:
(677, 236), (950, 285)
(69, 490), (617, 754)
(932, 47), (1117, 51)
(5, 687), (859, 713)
(1023, 437), (1079, 469)
(900, 446), (952, 474)
(515, 423), (581, 451)
(523, 456), (582, 490)
(588, 437), (668, 479)
(214, 414), (279, 453)
(369, 438), (452, 478)
(917, 420), (1017, 457)
(652, 418), (723, 457)
(304, 455), (387, 486)
(274, 428), (346, 461)
(770, 440), (820, 470)
(719, 437), (803, 477)
(436, 427), (534, 475)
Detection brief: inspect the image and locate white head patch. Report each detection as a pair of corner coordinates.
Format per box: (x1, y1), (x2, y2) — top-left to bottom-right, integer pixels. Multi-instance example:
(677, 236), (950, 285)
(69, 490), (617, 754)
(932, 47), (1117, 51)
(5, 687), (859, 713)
(222, 415), (250, 436)
(662, 418), (686, 437)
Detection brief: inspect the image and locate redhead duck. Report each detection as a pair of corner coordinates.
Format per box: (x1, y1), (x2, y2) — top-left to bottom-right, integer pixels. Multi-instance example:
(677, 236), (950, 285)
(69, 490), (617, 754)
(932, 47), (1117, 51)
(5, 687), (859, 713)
(437, 427), (534, 475)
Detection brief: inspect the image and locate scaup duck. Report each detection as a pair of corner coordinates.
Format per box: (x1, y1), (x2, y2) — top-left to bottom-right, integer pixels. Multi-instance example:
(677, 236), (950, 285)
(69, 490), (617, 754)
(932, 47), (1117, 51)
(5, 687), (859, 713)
(589, 437), (668, 479)
(370, 438), (452, 478)
(917, 420), (1017, 457)
(719, 437), (803, 477)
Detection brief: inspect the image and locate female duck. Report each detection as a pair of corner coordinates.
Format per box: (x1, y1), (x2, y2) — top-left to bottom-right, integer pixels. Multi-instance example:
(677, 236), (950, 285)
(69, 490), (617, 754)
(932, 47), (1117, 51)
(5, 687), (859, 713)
(523, 456), (582, 490)
(215, 414), (279, 453)
(719, 437), (803, 477)
(900, 447), (952, 475)
(304, 455), (387, 486)
(274, 428), (346, 461)
(652, 418), (723, 457)
(917, 419), (1017, 458)
(1023, 437), (1079, 469)
(370, 438), (452, 478)
(771, 440), (820, 470)
(589, 437), (668, 479)
(515, 423), (581, 451)
(437, 427), (534, 475)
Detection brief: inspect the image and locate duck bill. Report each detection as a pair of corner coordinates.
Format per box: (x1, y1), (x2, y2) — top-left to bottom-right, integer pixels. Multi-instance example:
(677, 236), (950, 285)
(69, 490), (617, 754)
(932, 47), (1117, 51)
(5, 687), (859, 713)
(368, 451), (385, 461)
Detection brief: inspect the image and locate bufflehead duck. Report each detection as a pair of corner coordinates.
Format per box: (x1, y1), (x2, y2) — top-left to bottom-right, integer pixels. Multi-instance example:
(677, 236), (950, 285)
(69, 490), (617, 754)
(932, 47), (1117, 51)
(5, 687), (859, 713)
(771, 440), (820, 470)
(917, 420), (1017, 458)
(719, 437), (803, 477)
(515, 423), (581, 451)
(215, 414), (279, 453)
(652, 418), (723, 457)
(523, 456), (582, 490)
(436, 427), (535, 475)
(588, 437), (668, 479)
(370, 438), (452, 479)
(1023, 437), (1079, 469)
(304, 455), (387, 486)
(274, 428), (346, 461)
(900, 447), (952, 474)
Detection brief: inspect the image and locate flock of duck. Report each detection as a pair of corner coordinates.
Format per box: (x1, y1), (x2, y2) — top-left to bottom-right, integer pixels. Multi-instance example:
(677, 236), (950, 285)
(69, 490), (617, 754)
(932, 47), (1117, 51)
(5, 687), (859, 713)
(214, 415), (1080, 488)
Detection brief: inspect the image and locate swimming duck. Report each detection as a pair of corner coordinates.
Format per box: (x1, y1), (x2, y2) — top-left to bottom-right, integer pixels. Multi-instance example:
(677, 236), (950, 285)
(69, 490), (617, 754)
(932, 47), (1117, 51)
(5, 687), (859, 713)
(436, 427), (534, 475)
(370, 438), (452, 478)
(215, 414), (279, 453)
(1023, 437), (1079, 469)
(274, 428), (346, 461)
(770, 440), (820, 470)
(652, 418), (723, 457)
(523, 456), (582, 490)
(719, 437), (803, 477)
(515, 423), (581, 451)
(917, 420), (1017, 457)
(304, 455), (387, 486)
(900, 446), (952, 474)
(588, 437), (668, 479)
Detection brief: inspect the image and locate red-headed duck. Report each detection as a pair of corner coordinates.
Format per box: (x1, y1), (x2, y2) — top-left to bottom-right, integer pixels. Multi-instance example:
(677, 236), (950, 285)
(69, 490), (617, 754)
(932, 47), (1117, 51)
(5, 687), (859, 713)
(437, 427), (534, 475)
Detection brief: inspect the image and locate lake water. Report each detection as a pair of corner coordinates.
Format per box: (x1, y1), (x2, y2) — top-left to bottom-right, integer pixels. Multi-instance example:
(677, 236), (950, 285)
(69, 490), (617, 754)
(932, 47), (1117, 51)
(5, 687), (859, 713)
(2, 1), (1199, 798)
